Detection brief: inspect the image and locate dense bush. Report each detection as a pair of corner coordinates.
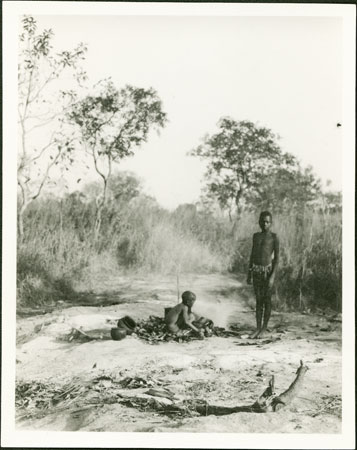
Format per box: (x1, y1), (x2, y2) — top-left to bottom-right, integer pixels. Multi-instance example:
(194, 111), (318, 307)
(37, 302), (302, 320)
(17, 177), (342, 312)
(17, 249), (74, 307)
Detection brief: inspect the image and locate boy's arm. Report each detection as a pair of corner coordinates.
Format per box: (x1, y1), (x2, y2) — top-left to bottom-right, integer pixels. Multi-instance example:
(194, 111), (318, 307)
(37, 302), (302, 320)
(269, 234), (280, 286)
(247, 235), (255, 284)
(182, 306), (200, 333)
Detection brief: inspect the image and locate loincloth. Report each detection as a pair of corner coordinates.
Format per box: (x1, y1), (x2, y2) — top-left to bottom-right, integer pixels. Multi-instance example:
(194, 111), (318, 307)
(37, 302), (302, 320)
(251, 263), (272, 280)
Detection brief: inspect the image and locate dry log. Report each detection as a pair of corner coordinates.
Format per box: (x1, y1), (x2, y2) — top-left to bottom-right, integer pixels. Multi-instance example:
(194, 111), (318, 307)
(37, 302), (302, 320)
(193, 360), (309, 416)
(271, 360), (309, 411)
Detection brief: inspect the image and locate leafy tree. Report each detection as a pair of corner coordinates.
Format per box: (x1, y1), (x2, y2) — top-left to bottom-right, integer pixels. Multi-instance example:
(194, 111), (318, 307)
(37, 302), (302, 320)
(191, 118), (284, 215)
(107, 171), (142, 204)
(68, 79), (167, 238)
(18, 15), (87, 240)
(191, 117), (320, 217)
(247, 161), (321, 213)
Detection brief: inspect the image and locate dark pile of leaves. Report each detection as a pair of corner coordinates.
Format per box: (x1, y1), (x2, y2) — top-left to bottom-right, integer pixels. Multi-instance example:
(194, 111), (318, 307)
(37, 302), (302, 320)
(15, 374), (200, 421)
(15, 379), (88, 419)
(15, 381), (57, 411)
(133, 315), (239, 344)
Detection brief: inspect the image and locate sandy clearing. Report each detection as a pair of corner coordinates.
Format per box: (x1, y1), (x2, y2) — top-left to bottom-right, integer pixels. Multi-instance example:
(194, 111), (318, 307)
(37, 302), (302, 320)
(16, 273), (342, 433)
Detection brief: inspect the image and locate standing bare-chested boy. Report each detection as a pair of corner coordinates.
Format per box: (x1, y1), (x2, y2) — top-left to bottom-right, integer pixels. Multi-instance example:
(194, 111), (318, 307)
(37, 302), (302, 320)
(247, 211), (279, 338)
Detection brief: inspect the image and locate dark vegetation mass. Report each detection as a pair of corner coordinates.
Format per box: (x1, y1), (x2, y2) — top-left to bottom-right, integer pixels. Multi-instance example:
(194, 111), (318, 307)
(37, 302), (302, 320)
(18, 171), (342, 312)
(17, 16), (342, 313)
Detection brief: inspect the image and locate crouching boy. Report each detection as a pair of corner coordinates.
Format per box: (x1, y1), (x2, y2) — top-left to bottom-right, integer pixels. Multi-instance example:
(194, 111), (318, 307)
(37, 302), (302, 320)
(165, 291), (204, 338)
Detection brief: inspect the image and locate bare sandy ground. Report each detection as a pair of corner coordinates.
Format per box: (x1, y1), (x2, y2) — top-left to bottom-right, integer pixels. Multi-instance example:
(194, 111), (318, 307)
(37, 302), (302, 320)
(16, 273), (342, 433)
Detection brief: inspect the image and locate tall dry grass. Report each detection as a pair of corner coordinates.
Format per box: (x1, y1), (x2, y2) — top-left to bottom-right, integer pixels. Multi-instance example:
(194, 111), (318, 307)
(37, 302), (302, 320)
(17, 193), (342, 312)
(17, 198), (93, 307)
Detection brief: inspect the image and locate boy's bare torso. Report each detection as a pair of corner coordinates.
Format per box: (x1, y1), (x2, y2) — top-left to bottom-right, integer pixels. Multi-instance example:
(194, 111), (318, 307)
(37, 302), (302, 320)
(251, 231), (278, 266)
(165, 303), (198, 333)
(165, 304), (184, 325)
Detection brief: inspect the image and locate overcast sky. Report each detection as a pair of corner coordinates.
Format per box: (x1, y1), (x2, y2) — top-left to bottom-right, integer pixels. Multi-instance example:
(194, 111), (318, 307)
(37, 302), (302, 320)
(34, 14), (343, 209)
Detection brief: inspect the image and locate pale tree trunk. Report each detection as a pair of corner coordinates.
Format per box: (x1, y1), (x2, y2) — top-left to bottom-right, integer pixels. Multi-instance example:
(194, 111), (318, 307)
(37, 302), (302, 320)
(18, 204), (27, 243)
(231, 189), (243, 238)
(17, 178), (28, 243)
(92, 152), (112, 242)
(94, 176), (108, 242)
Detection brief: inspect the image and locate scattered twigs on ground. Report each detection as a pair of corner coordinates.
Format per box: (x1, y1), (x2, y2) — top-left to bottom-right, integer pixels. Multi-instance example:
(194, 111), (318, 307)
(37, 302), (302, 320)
(234, 337), (281, 346)
(60, 327), (112, 343)
(119, 376), (162, 389)
(16, 362), (313, 422)
(61, 328), (98, 343)
(144, 388), (177, 400)
(311, 394), (342, 418)
(15, 378), (90, 420)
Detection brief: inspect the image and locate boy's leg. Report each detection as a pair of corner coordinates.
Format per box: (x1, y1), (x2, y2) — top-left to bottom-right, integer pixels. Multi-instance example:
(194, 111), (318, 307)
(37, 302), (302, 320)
(256, 295), (264, 329)
(258, 283), (272, 338)
(251, 275), (264, 338)
(167, 323), (180, 333)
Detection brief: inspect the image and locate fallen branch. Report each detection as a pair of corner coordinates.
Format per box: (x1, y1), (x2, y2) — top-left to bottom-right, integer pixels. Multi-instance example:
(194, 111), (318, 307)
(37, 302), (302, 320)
(192, 360), (309, 415)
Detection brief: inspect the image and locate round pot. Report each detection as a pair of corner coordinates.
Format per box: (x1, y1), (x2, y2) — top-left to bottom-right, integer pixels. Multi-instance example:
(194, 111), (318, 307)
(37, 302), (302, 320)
(117, 316), (136, 335)
(111, 327), (127, 341)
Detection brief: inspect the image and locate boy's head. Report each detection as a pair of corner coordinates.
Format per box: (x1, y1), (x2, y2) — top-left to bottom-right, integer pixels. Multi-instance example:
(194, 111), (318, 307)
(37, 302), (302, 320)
(182, 291), (196, 307)
(259, 211), (272, 232)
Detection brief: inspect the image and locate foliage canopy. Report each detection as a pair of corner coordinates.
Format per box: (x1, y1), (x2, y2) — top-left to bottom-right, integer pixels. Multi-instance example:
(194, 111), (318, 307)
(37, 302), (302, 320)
(191, 117), (321, 214)
(68, 79), (167, 237)
(18, 15), (87, 238)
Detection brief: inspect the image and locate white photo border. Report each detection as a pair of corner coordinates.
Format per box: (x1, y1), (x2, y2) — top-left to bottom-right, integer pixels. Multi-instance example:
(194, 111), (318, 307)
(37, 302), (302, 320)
(2, 2), (355, 448)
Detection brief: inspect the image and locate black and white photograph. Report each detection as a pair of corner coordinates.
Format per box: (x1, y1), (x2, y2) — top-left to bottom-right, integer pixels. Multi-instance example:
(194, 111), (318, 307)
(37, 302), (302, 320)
(2, 1), (355, 448)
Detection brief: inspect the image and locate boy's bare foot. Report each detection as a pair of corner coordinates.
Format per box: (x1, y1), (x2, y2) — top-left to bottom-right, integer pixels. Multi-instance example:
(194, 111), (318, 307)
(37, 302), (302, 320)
(257, 328), (269, 339)
(176, 329), (191, 337)
(204, 327), (213, 337)
(197, 329), (205, 339)
(250, 329), (261, 339)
